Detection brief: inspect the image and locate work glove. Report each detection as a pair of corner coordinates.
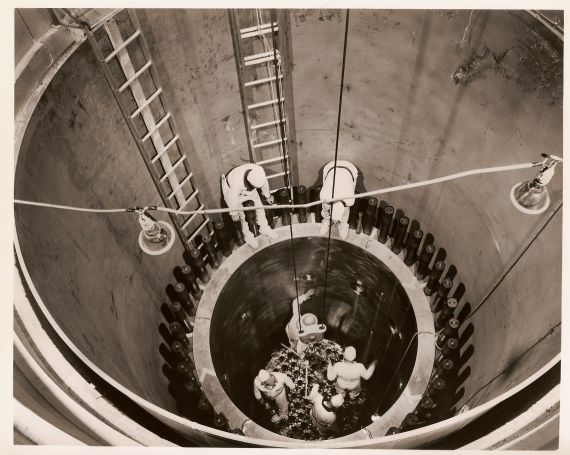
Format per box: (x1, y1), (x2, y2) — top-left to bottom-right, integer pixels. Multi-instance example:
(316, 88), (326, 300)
(266, 195), (275, 205)
(231, 213), (240, 222)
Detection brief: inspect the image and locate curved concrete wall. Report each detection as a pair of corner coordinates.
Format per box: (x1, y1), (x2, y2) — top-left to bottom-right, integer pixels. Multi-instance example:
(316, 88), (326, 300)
(14, 8), (562, 438)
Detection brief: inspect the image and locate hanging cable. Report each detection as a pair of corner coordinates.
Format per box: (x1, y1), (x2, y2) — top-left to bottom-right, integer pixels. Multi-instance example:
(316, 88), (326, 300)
(13, 159), (547, 216)
(269, 10), (300, 324)
(374, 331), (437, 417)
(321, 9), (351, 320)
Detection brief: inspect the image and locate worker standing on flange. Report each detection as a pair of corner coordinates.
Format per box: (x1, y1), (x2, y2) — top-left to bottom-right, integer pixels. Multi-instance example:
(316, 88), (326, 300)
(253, 369), (295, 423)
(285, 288), (317, 354)
(327, 346), (377, 399)
(319, 160), (359, 240)
(308, 383), (344, 434)
(221, 163), (278, 249)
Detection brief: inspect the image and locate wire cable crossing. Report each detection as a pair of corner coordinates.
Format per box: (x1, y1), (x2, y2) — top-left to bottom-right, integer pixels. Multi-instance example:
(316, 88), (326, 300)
(13, 160), (541, 215)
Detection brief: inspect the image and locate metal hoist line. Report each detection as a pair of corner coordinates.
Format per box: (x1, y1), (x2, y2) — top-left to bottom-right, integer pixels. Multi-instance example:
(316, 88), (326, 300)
(229, 9), (293, 196)
(83, 9), (213, 254)
(322, 10), (351, 319)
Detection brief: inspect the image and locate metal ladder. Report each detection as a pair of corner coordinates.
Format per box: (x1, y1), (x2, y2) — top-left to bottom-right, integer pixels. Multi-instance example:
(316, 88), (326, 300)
(229, 9), (294, 195)
(84, 9), (212, 253)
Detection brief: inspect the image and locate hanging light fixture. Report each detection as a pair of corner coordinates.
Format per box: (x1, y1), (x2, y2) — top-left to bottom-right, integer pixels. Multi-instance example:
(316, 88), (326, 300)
(135, 209), (175, 255)
(510, 154), (562, 215)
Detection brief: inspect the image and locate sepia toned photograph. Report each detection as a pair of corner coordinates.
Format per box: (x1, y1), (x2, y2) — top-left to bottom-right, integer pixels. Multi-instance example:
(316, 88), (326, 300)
(10, 6), (563, 450)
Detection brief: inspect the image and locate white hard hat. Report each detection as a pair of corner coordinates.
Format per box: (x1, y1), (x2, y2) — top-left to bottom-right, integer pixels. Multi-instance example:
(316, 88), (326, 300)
(258, 369), (270, 382)
(247, 166), (267, 188)
(344, 346), (356, 361)
(331, 202), (345, 221)
(331, 394), (344, 408)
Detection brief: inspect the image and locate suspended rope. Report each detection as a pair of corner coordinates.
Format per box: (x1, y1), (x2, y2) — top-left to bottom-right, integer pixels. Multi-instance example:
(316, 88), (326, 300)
(373, 330), (438, 416)
(13, 159), (543, 215)
(269, 9), (301, 324)
(321, 9), (350, 320)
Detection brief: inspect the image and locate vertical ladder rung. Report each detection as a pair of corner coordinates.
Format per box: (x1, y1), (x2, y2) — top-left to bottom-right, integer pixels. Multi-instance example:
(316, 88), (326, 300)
(248, 98), (284, 110)
(104, 29), (141, 62)
(256, 155), (289, 165)
(180, 203), (204, 230)
(118, 60), (153, 92)
(151, 134), (179, 163)
(253, 137), (287, 149)
(168, 173), (193, 200)
(130, 88), (162, 118)
(187, 218), (210, 244)
(142, 113), (171, 142)
(251, 118), (287, 130)
(178, 188), (200, 211)
(244, 74), (283, 87)
(159, 154), (186, 182)
(267, 171), (288, 179)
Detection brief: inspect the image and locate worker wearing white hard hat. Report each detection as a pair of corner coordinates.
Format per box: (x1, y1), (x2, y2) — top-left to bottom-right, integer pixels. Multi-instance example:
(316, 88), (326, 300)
(308, 383), (344, 434)
(221, 163), (277, 248)
(327, 346), (377, 399)
(319, 160), (359, 240)
(253, 369), (295, 423)
(285, 289), (317, 354)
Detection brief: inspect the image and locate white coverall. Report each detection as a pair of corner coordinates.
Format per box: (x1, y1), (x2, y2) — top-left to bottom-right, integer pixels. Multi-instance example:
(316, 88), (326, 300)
(308, 384), (338, 432)
(327, 360), (375, 399)
(285, 291), (314, 354)
(221, 164), (272, 238)
(319, 160), (358, 228)
(253, 372), (295, 419)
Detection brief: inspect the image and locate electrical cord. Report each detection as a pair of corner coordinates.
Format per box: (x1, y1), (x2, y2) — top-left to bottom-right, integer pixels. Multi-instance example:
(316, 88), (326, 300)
(13, 160), (544, 215)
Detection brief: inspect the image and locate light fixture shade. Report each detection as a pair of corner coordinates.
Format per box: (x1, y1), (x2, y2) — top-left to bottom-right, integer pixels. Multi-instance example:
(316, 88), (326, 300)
(138, 212), (175, 255)
(510, 180), (550, 215)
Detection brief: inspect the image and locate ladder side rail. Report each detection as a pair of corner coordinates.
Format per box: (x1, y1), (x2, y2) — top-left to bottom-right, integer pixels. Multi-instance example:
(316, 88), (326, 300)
(126, 10), (212, 243)
(276, 9), (299, 189)
(228, 9), (256, 163)
(103, 20), (187, 211)
(85, 29), (190, 253)
(269, 10), (293, 197)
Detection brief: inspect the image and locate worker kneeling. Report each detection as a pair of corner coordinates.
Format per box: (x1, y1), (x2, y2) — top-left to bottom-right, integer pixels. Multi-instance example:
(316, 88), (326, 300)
(308, 384), (344, 434)
(221, 163), (277, 249)
(327, 346), (377, 399)
(319, 160), (359, 240)
(254, 369), (295, 423)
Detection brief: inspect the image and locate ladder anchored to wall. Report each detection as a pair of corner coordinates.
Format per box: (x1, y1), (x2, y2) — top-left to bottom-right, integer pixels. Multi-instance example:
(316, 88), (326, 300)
(84, 9), (212, 253)
(229, 9), (294, 195)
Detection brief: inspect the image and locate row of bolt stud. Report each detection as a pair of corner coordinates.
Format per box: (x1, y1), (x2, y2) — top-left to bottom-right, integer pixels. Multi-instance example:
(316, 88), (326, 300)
(335, 197), (473, 435)
(159, 232), (236, 431)
(160, 189), (473, 436)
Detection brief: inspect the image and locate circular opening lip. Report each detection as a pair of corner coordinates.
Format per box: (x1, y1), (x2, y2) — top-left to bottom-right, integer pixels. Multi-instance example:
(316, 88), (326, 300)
(193, 223), (435, 442)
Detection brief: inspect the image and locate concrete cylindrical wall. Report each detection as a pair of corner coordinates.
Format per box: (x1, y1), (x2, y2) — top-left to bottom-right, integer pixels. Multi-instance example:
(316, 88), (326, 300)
(14, 8), (562, 446)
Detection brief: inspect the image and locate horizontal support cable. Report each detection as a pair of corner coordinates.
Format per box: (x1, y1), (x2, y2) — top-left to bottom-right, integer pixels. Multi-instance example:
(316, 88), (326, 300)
(13, 160), (543, 216)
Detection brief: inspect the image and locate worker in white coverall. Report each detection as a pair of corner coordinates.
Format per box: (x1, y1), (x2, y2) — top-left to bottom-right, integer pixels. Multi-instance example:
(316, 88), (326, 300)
(308, 383), (344, 434)
(253, 369), (295, 423)
(327, 346), (377, 399)
(285, 289), (317, 355)
(319, 160), (359, 240)
(221, 163), (278, 248)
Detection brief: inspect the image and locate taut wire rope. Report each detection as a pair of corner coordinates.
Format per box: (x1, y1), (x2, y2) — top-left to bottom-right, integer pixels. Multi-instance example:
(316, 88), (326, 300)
(268, 10), (301, 324)
(321, 9), (350, 320)
(13, 160), (544, 215)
